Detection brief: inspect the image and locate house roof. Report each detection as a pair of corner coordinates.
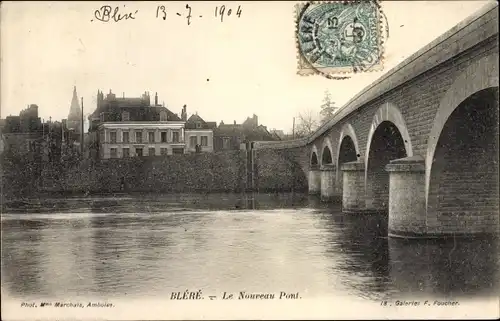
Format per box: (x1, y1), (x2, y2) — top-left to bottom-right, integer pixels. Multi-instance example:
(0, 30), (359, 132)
(214, 124), (244, 136)
(185, 114), (217, 129)
(214, 123), (278, 142)
(90, 98), (181, 122)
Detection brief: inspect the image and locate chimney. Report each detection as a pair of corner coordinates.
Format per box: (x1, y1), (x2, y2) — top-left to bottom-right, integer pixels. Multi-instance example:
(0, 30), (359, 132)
(181, 104), (187, 121)
(155, 92), (158, 106)
(234, 120), (236, 125)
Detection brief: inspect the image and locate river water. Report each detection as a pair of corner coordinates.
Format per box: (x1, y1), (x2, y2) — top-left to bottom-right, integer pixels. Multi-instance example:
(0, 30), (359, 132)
(1, 193), (498, 303)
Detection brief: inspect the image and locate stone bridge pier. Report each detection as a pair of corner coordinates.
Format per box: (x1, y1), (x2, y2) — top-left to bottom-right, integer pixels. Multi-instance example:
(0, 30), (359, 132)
(385, 156), (426, 237)
(320, 164), (336, 201)
(340, 161), (365, 212)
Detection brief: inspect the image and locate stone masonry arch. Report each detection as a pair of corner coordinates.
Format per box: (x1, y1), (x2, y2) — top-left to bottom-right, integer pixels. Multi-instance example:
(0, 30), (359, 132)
(310, 145), (319, 167)
(320, 136), (334, 166)
(336, 123), (361, 164)
(425, 53), (499, 210)
(336, 123), (361, 191)
(365, 102), (414, 178)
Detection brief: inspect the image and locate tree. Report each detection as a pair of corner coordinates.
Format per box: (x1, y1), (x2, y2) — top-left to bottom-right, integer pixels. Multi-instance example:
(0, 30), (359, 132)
(294, 109), (320, 138)
(320, 90), (338, 125)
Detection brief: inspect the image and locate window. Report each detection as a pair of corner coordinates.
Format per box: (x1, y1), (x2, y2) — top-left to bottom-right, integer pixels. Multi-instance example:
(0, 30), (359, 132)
(161, 131), (167, 143)
(148, 147), (156, 156)
(148, 132), (155, 143)
(160, 111), (168, 121)
(110, 131), (117, 143)
(135, 148), (143, 157)
(100, 112), (105, 122)
(122, 111), (130, 121)
(223, 137), (231, 149)
(123, 148), (130, 157)
(201, 136), (208, 146)
(135, 131), (142, 143)
(110, 148), (118, 158)
(160, 148), (168, 155)
(123, 131), (129, 143)
(172, 131), (179, 143)
(196, 122), (201, 128)
(172, 148), (184, 155)
(190, 136), (197, 147)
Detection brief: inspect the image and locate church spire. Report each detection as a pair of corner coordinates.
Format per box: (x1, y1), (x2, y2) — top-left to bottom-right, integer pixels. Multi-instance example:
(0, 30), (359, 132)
(68, 86), (81, 119)
(67, 86), (82, 131)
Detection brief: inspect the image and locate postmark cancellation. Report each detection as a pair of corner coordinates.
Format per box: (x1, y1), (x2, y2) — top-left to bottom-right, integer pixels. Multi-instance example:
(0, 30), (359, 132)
(296, 0), (385, 77)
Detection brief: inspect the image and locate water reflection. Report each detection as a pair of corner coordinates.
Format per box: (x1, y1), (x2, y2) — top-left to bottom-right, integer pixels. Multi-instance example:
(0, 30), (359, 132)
(322, 211), (392, 299)
(1, 193), (498, 301)
(388, 237), (499, 299)
(2, 225), (45, 297)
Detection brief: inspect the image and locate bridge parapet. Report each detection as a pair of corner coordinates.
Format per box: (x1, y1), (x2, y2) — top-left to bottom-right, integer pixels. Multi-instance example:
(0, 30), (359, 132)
(252, 139), (308, 150)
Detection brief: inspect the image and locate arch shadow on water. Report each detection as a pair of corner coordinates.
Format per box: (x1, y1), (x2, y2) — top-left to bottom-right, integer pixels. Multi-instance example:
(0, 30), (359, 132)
(310, 207), (499, 300)
(387, 236), (499, 299)
(315, 210), (392, 299)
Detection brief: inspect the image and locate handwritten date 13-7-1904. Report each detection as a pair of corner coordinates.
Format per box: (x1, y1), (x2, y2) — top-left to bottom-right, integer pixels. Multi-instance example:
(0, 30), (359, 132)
(92, 4), (242, 25)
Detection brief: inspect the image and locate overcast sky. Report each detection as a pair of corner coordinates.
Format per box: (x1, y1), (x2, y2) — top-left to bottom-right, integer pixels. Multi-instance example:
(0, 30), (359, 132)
(1, 1), (493, 132)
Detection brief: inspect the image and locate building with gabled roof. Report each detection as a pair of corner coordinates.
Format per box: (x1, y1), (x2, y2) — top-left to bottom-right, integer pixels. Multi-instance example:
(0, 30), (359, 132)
(183, 106), (217, 153)
(213, 114), (280, 151)
(88, 90), (187, 159)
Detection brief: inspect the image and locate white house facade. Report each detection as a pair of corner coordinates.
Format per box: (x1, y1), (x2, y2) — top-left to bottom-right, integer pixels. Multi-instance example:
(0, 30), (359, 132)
(98, 121), (186, 159)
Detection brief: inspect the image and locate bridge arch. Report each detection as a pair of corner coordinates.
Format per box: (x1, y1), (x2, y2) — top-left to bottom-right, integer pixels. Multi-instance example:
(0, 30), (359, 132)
(426, 53), (499, 233)
(310, 145), (319, 167)
(320, 136), (334, 166)
(365, 103), (413, 211)
(365, 102), (413, 165)
(336, 123), (361, 195)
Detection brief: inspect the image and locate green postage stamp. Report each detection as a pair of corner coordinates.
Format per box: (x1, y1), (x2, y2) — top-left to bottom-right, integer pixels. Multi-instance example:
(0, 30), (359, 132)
(296, 0), (385, 76)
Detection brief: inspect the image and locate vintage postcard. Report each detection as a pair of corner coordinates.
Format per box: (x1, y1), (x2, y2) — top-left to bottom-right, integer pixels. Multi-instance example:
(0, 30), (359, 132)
(1, 1), (499, 320)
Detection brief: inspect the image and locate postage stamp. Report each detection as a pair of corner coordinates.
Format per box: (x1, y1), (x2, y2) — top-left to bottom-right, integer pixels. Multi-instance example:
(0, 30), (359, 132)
(296, 0), (385, 77)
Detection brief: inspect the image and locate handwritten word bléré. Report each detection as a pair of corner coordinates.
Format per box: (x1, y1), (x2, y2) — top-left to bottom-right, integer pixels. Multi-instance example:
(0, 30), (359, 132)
(92, 5), (138, 23)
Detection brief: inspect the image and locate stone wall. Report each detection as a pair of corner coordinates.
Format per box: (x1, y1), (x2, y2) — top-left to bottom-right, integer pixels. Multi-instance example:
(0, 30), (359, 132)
(254, 146), (308, 192)
(38, 151), (246, 194)
(2, 147), (309, 199)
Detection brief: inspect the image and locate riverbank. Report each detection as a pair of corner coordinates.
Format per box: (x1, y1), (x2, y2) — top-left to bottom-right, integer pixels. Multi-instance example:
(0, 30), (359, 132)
(1, 191), (317, 214)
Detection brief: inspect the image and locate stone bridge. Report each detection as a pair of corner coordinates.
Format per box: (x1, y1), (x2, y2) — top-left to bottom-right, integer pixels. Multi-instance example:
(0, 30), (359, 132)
(253, 4), (499, 238)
